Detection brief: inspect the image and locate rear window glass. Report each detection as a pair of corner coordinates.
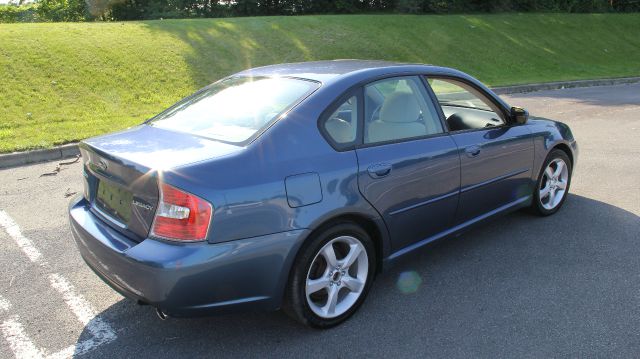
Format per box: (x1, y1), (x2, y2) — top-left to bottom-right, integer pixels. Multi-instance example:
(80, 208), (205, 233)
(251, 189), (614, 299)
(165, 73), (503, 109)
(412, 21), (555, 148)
(149, 76), (319, 144)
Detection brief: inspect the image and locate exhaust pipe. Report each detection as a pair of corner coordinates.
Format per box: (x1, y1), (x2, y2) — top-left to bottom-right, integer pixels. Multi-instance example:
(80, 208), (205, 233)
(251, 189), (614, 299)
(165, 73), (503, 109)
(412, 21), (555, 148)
(156, 308), (168, 320)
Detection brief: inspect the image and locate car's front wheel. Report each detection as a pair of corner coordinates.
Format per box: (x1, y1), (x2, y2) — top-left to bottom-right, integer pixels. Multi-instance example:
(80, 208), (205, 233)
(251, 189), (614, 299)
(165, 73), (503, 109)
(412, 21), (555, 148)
(283, 222), (375, 328)
(531, 149), (572, 216)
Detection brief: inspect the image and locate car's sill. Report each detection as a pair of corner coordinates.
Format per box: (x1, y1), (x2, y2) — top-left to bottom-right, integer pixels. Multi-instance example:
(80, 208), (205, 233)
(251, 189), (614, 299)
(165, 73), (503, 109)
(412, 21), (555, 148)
(385, 195), (531, 263)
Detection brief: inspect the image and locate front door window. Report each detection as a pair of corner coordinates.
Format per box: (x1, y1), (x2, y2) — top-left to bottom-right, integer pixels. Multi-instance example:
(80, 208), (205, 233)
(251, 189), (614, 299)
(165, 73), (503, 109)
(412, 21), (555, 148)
(428, 78), (505, 131)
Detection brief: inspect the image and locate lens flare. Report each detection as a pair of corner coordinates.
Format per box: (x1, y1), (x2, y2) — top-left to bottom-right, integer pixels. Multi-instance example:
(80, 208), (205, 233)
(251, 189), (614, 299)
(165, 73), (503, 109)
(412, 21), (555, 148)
(396, 271), (422, 294)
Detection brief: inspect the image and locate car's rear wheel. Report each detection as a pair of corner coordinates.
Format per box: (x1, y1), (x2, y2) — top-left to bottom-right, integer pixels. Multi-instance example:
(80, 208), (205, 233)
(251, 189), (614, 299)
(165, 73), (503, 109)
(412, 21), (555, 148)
(283, 222), (375, 328)
(531, 149), (572, 216)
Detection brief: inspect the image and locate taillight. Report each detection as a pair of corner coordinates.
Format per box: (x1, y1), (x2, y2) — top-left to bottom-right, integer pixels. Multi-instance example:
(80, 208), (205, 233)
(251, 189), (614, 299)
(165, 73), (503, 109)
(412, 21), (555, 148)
(151, 182), (212, 242)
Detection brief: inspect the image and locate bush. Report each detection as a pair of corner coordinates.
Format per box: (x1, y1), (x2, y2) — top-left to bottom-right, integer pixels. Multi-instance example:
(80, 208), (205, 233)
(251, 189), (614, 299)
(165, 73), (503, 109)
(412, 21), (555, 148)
(0, 0), (89, 23)
(0, 4), (41, 23)
(1, 0), (638, 23)
(37, 0), (90, 21)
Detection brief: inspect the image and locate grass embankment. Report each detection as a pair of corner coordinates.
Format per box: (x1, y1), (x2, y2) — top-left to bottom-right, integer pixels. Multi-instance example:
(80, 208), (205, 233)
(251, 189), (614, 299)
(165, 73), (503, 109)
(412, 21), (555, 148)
(1, 14), (639, 152)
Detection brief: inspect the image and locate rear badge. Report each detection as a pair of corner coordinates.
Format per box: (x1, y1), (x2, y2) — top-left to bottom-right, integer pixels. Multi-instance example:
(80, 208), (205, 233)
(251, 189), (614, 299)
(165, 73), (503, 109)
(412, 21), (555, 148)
(132, 200), (153, 211)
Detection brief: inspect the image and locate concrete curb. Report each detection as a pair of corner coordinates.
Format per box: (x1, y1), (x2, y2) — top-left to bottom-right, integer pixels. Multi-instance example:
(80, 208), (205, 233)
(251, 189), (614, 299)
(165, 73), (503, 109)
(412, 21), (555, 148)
(491, 76), (640, 95)
(0, 143), (80, 169)
(1, 76), (639, 170)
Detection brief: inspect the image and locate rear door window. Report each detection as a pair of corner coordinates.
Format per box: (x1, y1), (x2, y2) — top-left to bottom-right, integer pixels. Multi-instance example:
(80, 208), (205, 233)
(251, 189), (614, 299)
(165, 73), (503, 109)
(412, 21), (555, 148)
(364, 76), (443, 144)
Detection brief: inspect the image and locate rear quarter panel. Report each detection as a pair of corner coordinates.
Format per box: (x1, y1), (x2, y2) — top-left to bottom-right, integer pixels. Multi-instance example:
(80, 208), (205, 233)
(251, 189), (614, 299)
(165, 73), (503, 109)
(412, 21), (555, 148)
(164, 92), (390, 257)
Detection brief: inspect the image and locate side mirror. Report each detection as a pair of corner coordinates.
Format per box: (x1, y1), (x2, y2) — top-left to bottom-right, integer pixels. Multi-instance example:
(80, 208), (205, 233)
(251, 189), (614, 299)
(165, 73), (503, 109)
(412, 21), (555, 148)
(510, 106), (528, 125)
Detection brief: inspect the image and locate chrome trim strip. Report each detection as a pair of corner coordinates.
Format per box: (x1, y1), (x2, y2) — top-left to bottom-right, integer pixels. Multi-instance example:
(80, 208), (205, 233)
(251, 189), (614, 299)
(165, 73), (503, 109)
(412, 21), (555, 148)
(460, 167), (529, 193)
(389, 190), (459, 216)
(92, 205), (128, 229)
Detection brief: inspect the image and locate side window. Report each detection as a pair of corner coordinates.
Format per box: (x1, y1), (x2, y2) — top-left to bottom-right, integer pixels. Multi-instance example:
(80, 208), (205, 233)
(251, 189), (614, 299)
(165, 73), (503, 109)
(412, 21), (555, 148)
(323, 95), (358, 146)
(428, 78), (506, 131)
(364, 76), (443, 144)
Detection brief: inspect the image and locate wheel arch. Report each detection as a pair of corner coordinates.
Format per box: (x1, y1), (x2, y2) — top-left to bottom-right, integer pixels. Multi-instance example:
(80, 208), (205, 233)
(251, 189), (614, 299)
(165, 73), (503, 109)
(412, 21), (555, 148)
(276, 211), (389, 311)
(301, 213), (387, 274)
(551, 142), (574, 168)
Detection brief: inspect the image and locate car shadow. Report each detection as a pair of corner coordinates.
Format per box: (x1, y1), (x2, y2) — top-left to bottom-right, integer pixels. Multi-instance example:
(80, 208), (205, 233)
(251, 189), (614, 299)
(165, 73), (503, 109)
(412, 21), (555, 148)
(75, 194), (640, 358)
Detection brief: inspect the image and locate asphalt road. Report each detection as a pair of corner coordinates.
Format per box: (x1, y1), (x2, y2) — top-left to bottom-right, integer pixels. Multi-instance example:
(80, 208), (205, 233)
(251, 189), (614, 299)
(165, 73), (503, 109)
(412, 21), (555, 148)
(1, 84), (639, 358)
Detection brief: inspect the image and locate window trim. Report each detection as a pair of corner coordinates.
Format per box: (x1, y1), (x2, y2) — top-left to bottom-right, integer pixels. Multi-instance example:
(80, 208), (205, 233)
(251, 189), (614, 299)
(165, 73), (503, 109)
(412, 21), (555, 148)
(318, 71), (449, 152)
(317, 71), (515, 151)
(419, 76), (451, 132)
(356, 129), (451, 150)
(317, 88), (363, 151)
(424, 75), (514, 134)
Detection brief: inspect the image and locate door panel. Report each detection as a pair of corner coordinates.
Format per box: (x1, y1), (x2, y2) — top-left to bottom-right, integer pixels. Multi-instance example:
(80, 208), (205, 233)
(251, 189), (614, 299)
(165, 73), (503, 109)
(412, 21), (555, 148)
(356, 75), (460, 252)
(356, 137), (460, 252)
(426, 76), (535, 224)
(450, 126), (534, 224)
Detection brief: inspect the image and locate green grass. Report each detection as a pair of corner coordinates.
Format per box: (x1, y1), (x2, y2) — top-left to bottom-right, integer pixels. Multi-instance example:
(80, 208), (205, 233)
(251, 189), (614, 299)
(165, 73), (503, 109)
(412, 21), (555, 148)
(1, 14), (639, 153)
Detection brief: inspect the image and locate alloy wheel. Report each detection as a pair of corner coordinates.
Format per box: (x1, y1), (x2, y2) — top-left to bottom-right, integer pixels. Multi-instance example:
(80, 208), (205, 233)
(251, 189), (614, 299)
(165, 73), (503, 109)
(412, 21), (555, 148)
(539, 158), (569, 210)
(305, 235), (369, 319)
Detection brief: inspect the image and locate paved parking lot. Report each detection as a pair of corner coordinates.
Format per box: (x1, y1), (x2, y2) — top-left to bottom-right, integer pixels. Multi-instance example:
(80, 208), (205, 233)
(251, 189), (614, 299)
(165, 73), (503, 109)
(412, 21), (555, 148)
(0, 84), (639, 358)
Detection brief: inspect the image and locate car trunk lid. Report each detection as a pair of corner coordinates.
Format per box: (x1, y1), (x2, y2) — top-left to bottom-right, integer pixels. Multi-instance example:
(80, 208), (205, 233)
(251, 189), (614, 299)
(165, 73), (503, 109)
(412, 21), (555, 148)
(80, 125), (242, 241)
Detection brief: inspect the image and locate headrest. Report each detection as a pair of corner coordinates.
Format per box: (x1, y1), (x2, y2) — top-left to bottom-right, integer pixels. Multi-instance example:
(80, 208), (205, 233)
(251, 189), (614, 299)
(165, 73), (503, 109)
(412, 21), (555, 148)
(380, 92), (421, 123)
(325, 117), (353, 143)
(446, 113), (467, 131)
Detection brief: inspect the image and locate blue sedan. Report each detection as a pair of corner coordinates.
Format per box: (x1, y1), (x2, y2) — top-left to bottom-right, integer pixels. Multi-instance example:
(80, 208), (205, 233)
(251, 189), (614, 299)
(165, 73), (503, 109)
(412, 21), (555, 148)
(69, 60), (578, 328)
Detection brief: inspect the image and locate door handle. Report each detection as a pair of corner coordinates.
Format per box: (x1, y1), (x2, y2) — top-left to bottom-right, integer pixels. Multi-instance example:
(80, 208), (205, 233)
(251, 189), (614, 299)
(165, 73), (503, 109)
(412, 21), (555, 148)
(367, 163), (392, 179)
(465, 145), (481, 158)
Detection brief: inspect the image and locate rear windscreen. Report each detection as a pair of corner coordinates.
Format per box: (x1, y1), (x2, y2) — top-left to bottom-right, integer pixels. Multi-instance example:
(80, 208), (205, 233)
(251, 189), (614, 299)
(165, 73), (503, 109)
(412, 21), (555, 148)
(149, 76), (319, 144)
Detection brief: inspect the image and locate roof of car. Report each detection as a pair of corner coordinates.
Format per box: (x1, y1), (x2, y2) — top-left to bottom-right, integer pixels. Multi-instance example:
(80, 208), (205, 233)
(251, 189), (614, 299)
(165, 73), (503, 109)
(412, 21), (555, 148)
(232, 60), (511, 121)
(235, 59), (439, 83)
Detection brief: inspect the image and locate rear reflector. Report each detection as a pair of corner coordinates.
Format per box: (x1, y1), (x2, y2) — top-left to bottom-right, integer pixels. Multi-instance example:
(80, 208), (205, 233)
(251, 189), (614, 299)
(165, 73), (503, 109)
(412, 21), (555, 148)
(151, 182), (212, 241)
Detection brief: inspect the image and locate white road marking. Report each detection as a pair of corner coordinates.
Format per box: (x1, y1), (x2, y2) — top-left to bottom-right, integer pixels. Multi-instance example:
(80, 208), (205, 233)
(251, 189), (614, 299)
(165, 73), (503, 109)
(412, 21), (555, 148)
(0, 295), (11, 311)
(0, 210), (43, 263)
(0, 317), (45, 359)
(48, 274), (116, 341)
(0, 211), (117, 359)
(0, 277), (114, 359)
(46, 346), (75, 359)
(47, 333), (114, 359)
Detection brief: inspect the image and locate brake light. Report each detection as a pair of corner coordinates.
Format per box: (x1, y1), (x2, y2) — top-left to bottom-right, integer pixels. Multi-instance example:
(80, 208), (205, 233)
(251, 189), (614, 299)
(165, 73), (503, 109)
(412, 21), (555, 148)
(151, 182), (212, 241)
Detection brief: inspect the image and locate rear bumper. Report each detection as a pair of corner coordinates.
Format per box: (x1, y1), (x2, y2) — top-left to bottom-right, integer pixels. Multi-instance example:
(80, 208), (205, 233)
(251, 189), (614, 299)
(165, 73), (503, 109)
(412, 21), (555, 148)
(69, 196), (308, 316)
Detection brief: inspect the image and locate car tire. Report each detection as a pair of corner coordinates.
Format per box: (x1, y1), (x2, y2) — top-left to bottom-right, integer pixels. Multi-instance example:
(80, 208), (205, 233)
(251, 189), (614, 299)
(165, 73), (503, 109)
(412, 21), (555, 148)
(283, 222), (376, 329)
(530, 149), (572, 216)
